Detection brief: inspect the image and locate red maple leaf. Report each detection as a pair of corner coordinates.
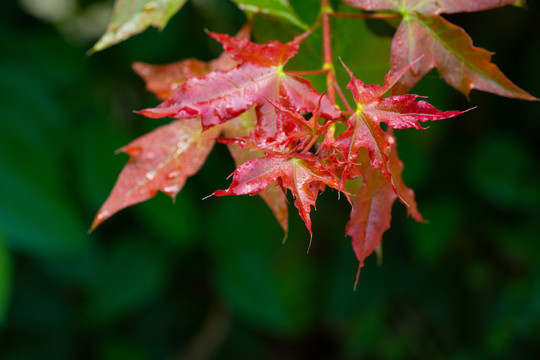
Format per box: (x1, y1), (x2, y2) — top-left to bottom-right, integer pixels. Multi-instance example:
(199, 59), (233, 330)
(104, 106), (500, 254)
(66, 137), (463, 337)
(343, 0), (537, 100)
(138, 32), (341, 135)
(345, 149), (396, 285)
(212, 154), (343, 240)
(91, 119), (219, 230)
(336, 62), (463, 210)
(344, 132), (424, 285)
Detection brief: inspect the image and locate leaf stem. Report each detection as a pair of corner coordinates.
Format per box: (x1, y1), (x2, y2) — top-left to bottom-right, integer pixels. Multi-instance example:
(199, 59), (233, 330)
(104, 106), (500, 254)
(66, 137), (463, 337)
(321, 0), (336, 105)
(330, 12), (401, 19)
(300, 135), (320, 154)
(288, 69), (329, 76)
(334, 78), (352, 112)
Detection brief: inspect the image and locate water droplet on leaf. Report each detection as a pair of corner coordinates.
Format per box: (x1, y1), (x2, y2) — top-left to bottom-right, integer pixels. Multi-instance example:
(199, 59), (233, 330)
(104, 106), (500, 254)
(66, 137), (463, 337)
(145, 171), (156, 180)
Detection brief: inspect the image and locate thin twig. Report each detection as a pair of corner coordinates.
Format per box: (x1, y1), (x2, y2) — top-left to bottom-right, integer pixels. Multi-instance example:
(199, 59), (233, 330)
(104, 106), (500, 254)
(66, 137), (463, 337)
(288, 69), (329, 76)
(321, 0), (336, 105)
(300, 135), (320, 154)
(331, 12), (401, 19)
(334, 79), (353, 112)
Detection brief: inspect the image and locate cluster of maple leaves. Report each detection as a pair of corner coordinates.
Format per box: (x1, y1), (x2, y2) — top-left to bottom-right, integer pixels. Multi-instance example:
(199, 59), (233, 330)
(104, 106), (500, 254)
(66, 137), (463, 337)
(91, 0), (535, 281)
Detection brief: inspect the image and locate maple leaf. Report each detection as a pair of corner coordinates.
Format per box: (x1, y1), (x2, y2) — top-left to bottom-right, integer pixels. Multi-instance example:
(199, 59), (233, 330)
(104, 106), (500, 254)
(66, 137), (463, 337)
(91, 119), (219, 230)
(343, 0), (537, 100)
(92, 0), (187, 52)
(345, 149), (396, 286)
(138, 32), (341, 136)
(336, 62), (463, 209)
(213, 154), (343, 239)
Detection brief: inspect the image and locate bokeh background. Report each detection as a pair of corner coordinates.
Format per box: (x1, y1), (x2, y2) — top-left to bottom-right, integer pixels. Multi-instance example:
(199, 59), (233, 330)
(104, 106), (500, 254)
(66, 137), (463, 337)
(1, 0), (540, 359)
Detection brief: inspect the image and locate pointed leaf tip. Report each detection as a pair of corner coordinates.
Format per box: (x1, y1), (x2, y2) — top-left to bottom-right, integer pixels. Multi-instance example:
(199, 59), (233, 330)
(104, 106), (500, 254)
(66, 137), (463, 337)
(353, 262), (363, 291)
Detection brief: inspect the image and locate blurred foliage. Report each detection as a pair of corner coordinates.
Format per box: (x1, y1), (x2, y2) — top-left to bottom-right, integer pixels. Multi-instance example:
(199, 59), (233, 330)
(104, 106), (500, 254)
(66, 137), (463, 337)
(1, 0), (539, 359)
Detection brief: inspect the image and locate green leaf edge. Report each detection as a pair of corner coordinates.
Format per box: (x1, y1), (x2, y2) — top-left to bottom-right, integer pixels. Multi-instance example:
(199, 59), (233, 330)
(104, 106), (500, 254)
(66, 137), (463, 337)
(91, 0), (187, 53)
(231, 0), (308, 30)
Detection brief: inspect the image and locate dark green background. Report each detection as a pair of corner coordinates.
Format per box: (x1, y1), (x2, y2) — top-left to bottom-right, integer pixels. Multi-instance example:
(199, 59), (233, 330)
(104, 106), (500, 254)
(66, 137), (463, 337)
(1, 0), (539, 359)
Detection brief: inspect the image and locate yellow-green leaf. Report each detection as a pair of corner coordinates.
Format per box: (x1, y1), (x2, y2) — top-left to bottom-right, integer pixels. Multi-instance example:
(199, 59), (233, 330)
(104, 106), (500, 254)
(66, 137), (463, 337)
(92, 0), (187, 52)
